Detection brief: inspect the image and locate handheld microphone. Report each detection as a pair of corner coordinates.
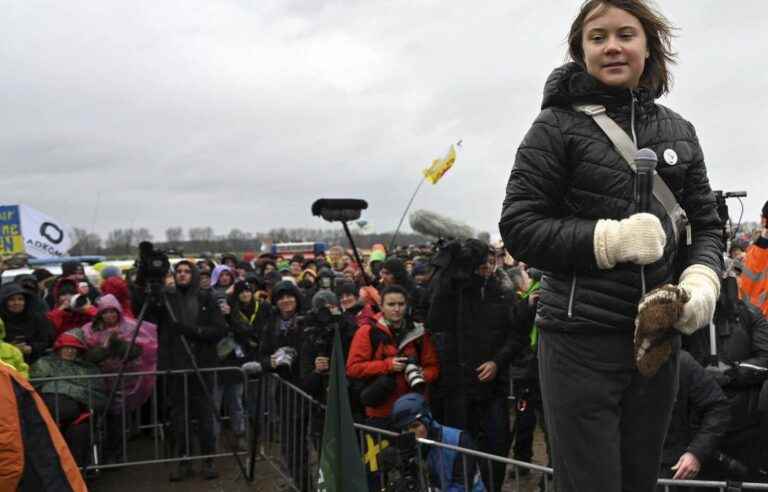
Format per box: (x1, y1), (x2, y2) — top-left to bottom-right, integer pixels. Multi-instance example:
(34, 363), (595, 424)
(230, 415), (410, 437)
(635, 148), (658, 213)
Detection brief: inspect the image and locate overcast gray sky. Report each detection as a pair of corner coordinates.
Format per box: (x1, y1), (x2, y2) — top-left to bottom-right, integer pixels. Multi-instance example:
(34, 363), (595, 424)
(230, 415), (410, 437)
(2, 1), (766, 240)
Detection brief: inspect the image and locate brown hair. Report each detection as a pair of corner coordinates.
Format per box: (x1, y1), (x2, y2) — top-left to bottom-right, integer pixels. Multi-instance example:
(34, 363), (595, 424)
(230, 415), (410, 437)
(567, 0), (677, 96)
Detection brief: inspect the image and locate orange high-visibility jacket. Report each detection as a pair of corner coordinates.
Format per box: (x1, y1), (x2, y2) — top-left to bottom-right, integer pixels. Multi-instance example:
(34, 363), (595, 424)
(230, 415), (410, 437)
(0, 363), (87, 492)
(740, 242), (768, 318)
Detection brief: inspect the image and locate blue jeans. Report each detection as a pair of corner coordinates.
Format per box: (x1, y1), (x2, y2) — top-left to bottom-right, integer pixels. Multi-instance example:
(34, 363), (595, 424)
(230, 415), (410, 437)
(215, 381), (245, 435)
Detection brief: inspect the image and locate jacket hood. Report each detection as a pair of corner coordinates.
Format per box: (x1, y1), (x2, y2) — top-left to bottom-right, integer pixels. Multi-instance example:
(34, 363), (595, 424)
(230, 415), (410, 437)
(170, 260), (201, 294)
(271, 280), (303, 311)
(541, 62), (656, 112)
(0, 283), (32, 318)
(96, 294), (124, 318)
(211, 265), (235, 287)
(51, 276), (79, 302)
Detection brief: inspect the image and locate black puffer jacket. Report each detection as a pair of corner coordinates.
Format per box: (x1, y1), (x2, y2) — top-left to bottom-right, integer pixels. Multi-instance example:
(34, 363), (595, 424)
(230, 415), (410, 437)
(662, 351), (730, 466)
(500, 63), (722, 334)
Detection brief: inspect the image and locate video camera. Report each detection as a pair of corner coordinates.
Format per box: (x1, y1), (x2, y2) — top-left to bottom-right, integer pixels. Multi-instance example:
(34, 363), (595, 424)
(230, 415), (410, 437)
(430, 237), (489, 290)
(299, 306), (342, 358)
(713, 190), (747, 252)
(136, 241), (171, 301)
(379, 432), (423, 492)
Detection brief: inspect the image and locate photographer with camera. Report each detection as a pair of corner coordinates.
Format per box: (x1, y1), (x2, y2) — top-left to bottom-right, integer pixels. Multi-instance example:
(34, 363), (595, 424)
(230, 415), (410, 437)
(660, 350), (731, 489)
(257, 280), (308, 486)
(386, 393), (486, 492)
(136, 258), (227, 482)
(428, 239), (529, 491)
(346, 285), (439, 430)
(683, 259), (768, 481)
(47, 277), (98, 336)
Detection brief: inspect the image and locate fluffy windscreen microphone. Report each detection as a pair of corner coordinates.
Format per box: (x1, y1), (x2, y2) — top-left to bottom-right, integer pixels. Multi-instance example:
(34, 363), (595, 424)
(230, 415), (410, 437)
(409, 209), (475, 240)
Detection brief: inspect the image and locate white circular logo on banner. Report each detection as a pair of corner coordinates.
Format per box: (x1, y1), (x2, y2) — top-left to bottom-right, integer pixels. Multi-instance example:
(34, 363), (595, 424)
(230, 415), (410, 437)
(663, 148), (678, 166)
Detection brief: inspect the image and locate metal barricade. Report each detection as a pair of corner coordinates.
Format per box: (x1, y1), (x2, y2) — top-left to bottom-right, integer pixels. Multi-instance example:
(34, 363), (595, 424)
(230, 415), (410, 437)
(28, 368), (768, 491)
(29, 366), (251, 472)
(255, 373), (326, 492)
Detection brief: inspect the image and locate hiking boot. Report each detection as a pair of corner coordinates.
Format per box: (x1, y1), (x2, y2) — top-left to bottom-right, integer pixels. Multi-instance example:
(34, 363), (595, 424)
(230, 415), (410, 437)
(203, 459), (219, 480)
(169, 460), (191, 482)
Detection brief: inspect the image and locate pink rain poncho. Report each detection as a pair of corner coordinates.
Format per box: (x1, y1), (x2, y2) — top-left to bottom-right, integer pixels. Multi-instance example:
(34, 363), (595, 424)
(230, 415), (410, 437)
(81, 294), (158, 414)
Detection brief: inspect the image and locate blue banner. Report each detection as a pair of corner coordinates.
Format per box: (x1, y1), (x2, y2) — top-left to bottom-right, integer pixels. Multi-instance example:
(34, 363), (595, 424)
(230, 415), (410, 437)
(0, 205), (24, 254)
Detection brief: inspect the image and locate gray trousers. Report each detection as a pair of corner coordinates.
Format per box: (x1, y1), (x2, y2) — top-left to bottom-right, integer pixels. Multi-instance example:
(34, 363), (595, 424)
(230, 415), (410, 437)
(539, 331), (679, 492)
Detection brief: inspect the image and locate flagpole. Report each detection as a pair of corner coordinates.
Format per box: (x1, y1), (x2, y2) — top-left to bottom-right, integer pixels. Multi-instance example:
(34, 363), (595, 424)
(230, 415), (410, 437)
(388, 174), (427, 253)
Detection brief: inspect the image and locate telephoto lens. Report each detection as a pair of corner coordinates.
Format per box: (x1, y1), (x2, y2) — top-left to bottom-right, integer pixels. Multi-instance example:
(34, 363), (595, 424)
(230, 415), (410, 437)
(403, 357), (425, 390)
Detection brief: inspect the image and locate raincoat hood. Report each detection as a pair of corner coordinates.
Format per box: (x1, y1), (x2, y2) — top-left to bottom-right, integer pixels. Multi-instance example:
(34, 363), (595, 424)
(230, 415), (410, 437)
(96, 294), (124, 319)
(211, 265), (234, 288)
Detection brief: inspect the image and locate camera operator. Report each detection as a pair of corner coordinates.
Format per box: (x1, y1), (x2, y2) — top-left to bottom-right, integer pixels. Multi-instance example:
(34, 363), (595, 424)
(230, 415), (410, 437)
(427, 239), (529, 491)
(346, 285), (439, 430)
(684, 260), (768, 480)
(660, 350), (731, 489)
(388, 393), (486, 492)
(137, 259), (227, 482)
(740, 200), (768, 317)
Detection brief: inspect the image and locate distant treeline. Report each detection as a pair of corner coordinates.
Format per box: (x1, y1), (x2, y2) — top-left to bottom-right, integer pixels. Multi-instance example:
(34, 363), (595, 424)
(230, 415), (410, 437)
(68, 226), (433, 257)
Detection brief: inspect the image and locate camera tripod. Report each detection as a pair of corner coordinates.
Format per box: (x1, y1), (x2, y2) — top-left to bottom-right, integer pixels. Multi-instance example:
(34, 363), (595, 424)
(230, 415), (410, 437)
(98, 282), (250, 481)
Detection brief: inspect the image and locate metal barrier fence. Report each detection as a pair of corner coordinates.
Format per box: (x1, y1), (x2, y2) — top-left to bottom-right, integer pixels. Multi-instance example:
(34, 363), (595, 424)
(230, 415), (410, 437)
(29, 366), (252, 474)
(28, 368), (768, 491)
(257, 375), (768, 492)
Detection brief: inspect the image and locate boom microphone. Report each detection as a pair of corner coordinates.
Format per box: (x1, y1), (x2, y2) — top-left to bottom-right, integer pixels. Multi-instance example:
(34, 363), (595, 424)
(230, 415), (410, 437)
(409, 209), (475, 240)
(635, 148), (657, 213)
(312, 198), (368, 222)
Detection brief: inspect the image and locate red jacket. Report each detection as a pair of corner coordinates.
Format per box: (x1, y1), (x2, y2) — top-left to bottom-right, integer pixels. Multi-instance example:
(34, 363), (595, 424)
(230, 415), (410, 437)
(346, 313), (439, 418)
(47, 306), (98, 337)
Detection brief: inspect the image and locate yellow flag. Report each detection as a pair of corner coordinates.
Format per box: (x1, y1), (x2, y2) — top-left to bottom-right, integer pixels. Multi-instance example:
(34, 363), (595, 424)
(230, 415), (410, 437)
(422, 145), (457, 184)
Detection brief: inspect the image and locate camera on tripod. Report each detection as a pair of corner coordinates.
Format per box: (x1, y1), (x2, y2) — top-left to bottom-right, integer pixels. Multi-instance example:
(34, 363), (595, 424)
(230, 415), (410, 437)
(712, 190), (747, 252)
(431, 237), (489, 289)
(299, 306), (342, 358)
(136, 241), (171, 301)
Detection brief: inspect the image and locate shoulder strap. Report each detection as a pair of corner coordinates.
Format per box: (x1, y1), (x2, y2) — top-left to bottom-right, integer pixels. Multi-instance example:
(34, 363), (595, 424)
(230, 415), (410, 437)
(573, 104), (688, 242)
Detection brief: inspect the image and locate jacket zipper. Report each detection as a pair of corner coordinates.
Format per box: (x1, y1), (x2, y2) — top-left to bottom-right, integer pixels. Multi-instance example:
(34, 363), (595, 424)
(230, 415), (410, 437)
(567, 275), (577, 318)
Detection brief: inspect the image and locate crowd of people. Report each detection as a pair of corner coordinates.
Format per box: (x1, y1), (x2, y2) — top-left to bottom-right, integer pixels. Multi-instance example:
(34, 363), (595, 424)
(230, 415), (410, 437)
(0, 212), (766, 490)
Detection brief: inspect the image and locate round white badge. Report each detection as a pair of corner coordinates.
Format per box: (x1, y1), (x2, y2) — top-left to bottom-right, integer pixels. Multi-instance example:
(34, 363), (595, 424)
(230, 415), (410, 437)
(663, 148), (678, 166)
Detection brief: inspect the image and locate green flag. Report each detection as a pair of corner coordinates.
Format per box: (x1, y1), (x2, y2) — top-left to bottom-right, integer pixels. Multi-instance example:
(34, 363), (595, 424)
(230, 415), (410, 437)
(317, 328), (368, 492)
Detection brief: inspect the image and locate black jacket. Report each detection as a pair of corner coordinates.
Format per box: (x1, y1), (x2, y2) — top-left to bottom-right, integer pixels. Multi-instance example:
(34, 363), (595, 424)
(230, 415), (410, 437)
(0, 283), (55, 363)
(685, 297), (768, 379)
(259, 310), (304, 384)
(137, 268), (227, 371)
(500, 63), (722, 335)
(427, 274), (528, 399)
(663, 351), (730, 465)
